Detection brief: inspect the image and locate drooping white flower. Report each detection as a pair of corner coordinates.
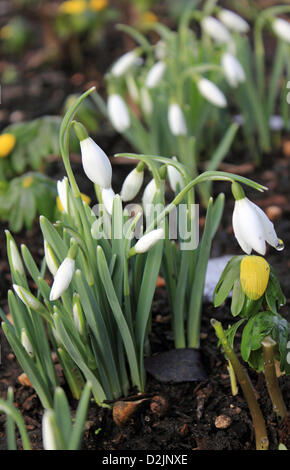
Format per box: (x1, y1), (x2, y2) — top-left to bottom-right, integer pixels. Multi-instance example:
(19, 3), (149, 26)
(107, 94), (131, 133)
(167, 157), (184, 192)
(121, 168), (144, 202)
(145, 61), (166, 89)
(221, 53), (245, 88)
(272, 18), (290, 44)
(101, 187), (115, 215)
(49, 255), (75, 301)
(80, 137), (112, 189)
(21, 329), (34, 357)
(140, 87), (153, 116)
(44, 241), (59, 276)
(197, 78), (227, 108)
(57, 177), (69, 213)
(134, 228), (164, 253)
(168, 103), (187, 136)
(13, 284), (44, 311)
(142, 178), (157, 207)
(232, 197), (283, 255)
(218, 9), (249, 33)
(269, 115), (284, 131)
(111, 50), (138, 77)
(42, 410), (58, 450)
(201, 16), (232, 43)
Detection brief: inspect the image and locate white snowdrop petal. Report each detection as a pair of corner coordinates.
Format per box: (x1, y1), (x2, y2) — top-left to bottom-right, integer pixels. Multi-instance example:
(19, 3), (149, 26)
(108, 94), (131, 133)
(57, 178), (69, 213)
(221, 53), (245, 88)
(197, 78), (227, 108)
(218, 9), (249, 33)
(145, 61), (166, 89)
(233, 199), (266, 255)
(168, 103), (187, 136)
(201, 16), (232, 43)
(134, 228), (164, 253)
(167, 158), (184, 192)
(272, 18), (290, 44)
(102, 187), (115, 216)
(232, 206), (252, 254)
(248, 200), (280, 249)
(42, 410), (58, 450)
(121, 168), (144, 202)
(49, 258), (75, 301)
(80, 137), (112, 188)
(111, 51), (138, 77)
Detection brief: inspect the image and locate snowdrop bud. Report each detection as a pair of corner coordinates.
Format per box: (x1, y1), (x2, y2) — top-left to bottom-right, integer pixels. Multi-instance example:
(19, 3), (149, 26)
(269, 115), (284, 131)
(79, 136), (112, 189)
(272, 18), (290, 44)
(73, 294), (85, 335)
(101, 187), (115, 215)
(142, 178), (157, 207)
(121, 165), (144, 202)
(21, 329), (34, 357)
(140, 87), (153, 116)
(168, 103), (187, 136)
(126, 74), (139, 103)
(132, 228), (164, 254)
(218, 9), (249, 33)
(221, 53), (245, 88)
(168, 157), (184, 192)
(44, 241), (59, 276)
(13, 284), (45, 312)
(57, 177), (69, 213)
(145, 61), (166, 89)
(201, 16), (232, 44)
(155, 40), (166, 60)
(111, 50), (138, 77)
(107, 94), (131, 133)
(49, 246), (77, 301)
(197, 78), (227, 108)
(8, 237), (25, 275)
(42, 410), (58, 450)
(231, 182), (284, 255)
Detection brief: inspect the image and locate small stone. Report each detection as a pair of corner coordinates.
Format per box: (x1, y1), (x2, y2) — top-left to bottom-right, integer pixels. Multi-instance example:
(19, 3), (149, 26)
(150, 395), (168, 417)
(18, 373), (33, 388)
(215, 414), (232, 429)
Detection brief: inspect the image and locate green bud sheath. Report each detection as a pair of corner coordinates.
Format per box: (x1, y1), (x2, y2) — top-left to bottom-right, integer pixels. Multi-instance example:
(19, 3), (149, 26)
(73, 121), (89, 142)
(231, 182), (245, 201)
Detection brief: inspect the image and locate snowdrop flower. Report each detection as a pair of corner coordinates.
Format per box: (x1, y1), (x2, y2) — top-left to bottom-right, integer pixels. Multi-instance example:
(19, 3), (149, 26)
(201, 16), (232, 44)
(21, 329), (34, 357)
(221, 53), (245, 88)
(49, 246), (77, 301)
(101, 187), (115, 215)
(8, 236), (25, 275)
(107, 94), (131, 133)
(121, 164), (144, 202)
(111, 50), (138, 77)
(75, 122), (112, 188)
(145, 61), (166, 89)
(140, 87), (153, 116)
(240, 256), (270, 300)
(218, 9), (249, 34)
(272, 18), (290, 44)
(73, 295), (85, 335)
(126, 74), (139, 103)
(197, 78), (227, 108)
(42, 410), (58, 450)
(269, 115), (284, 131)
(231, 182), (284, 255)
(44, 241), (59, 276)
(57, 177), (69, 213)
(132, 228), (164, 254)
(167, 157), (184, 192)
(155, 40), (166, 60)
(142, 178), (157, 207)
(168, 103), (187, 136)
(13, 284), (44, 312)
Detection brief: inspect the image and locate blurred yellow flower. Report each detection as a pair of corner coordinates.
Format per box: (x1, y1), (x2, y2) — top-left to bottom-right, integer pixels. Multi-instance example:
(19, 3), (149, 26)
(22, 176), (33, 188)
(141, 11), (158, 25)
(240, 255), (270, 300)
(0, 133), (16, 158)
(59, 0), (87, 15)
(0, 25), (13, 39)
(57, 193), (91, 212)
(89, 0), (108, 11)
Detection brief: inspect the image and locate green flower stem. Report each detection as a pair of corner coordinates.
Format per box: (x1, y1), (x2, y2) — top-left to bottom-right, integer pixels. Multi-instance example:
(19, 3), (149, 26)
(227, 360), (238, 396)
(261, 336), (287, 420)
(211, 319), (269, 451)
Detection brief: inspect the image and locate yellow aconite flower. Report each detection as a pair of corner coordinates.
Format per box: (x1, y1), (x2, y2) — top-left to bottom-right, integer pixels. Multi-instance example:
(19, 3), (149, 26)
(141, 11), (158, 25)
(59, 0), (87, 15)
(89, 0), (108, 11)
(0, 25), (13, 39)
(22, 176), (33, 188)
(240, 256), (270, 300)
(57, 193), (91, 212)
(0, 133), (16, 158)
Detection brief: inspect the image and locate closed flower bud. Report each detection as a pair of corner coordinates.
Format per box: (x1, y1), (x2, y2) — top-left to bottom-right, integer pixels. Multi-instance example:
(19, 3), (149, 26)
(145, 61), (166, 89)
(73, 294), (85, 335)
(197, 78), (227, 108)
(221, 53), (245, 88)
(240, 256), (270, 300)
(42, 410), (58, 450)
(107, 94), (131, 133)
(0, 133), (16, 158)
(111, 50), (138, 77)
(168, 103), (187, 136)
(44, 241), (59, 276)
(49, 248), (76, 301)
(8, 237), (25, 275)
(272, 18), (290, 44)
(80, 137), (112, 189)
(13, 284), (45, 312)
(140, 87), (153, 116)
(57, 177), (69, 213)
(126, 74), (139, 103)
(201, 16), (232, 43)
(167, 157), (184, 192)
(133, 228), (164, 254)
(121, 167), (144, 202)
(218, 9), (249, 33)
(21, 329), (34, 357)
(101, 187), (115, 215)
(142, 178), (157, 208)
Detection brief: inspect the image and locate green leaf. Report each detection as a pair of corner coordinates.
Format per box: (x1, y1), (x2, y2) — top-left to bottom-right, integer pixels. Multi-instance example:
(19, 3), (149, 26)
(231, 279), (245, 317)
